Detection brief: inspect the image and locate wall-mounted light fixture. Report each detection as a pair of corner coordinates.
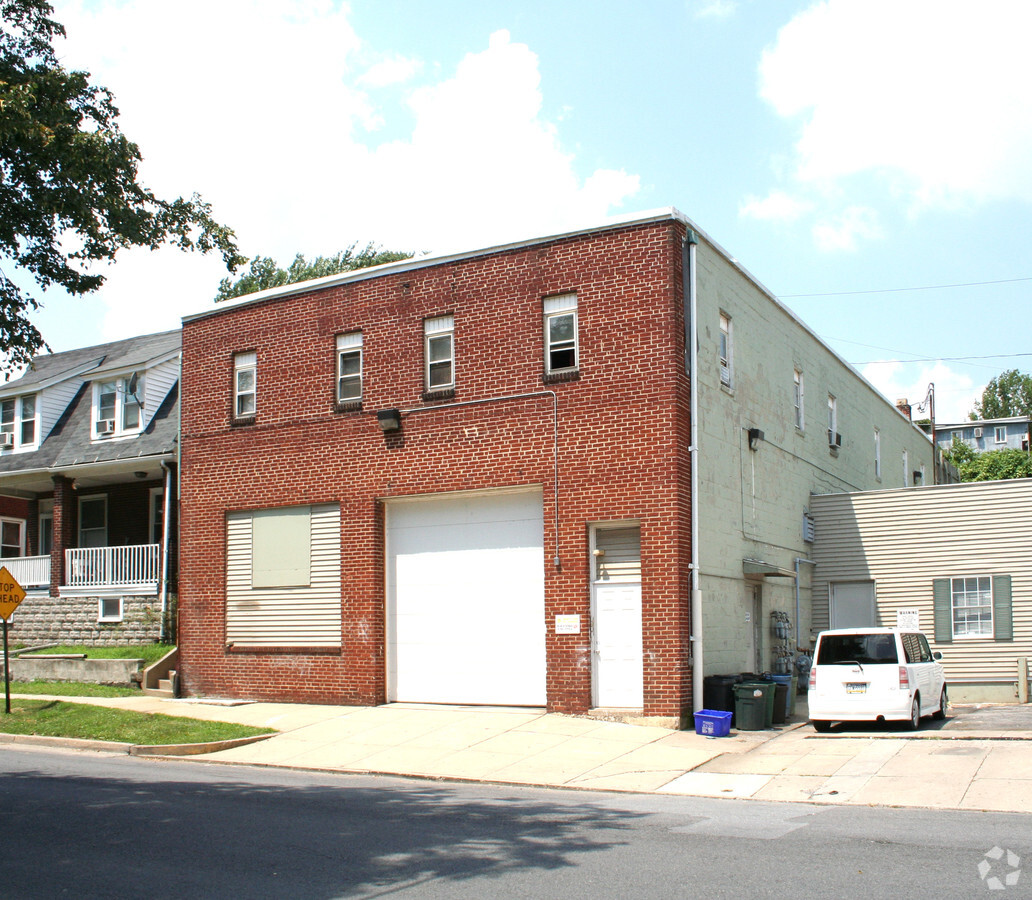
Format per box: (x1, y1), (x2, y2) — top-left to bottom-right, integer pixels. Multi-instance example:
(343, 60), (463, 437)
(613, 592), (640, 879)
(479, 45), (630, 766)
(748, 427), (764, 451)
(913, 470), (923, 485)
(134, 471), (148, 479)
(377, 408), (402, 433)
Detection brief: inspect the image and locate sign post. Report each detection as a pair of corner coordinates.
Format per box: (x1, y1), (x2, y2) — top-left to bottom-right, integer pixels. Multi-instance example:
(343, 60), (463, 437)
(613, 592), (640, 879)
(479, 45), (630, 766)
(0, 566), (27, 714)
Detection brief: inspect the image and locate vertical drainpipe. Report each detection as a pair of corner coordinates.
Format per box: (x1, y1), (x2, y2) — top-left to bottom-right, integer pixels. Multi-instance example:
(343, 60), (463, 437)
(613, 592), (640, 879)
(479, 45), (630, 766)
(683, 229), (702, 713)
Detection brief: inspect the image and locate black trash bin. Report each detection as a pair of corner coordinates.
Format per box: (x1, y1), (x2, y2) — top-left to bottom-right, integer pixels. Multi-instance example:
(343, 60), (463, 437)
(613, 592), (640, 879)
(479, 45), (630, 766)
(733, 683), (771, 731)
(769, 680), (788, 724)
(703, 674), (742, 726)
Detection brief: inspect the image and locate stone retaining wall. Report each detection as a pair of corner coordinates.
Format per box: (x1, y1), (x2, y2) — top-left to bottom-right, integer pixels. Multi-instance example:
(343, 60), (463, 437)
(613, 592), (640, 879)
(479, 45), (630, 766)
(8, 594), (162, 646)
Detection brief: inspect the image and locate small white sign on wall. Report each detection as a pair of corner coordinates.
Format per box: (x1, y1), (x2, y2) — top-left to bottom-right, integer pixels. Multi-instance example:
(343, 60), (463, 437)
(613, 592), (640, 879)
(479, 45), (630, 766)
(897, 608), (920, 631)
(555, 615), (581, 635)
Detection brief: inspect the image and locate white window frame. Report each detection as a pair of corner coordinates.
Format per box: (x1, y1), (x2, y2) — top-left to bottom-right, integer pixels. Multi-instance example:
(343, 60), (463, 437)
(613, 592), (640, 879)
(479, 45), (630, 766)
(92, 374), (144, 439)
(994, 425), (1007, 444)
(234, 352), (257, 419)
(336, 332), (363, 403)
(38, 498), (54, 556)
(98, 596), (123, 623)
(149, 487), (164, 546)
(0, 517), (25, 558)
(874, 428), (881, 479)
(793, 369), (804, 430)
(0, 393), (40, 451)
(903, 449), (909, 486)
(951, 575), (993, 638)
(424, 315), (454, 391)
(719, 312), (733, 387)
(544, 293), (578, 374)
(827, 394), (837, 443)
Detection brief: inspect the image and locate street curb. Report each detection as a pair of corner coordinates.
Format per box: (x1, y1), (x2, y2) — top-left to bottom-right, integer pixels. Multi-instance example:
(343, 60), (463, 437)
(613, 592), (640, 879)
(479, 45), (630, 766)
(1, 731), (275, 756)
(0, 733), (132, 753)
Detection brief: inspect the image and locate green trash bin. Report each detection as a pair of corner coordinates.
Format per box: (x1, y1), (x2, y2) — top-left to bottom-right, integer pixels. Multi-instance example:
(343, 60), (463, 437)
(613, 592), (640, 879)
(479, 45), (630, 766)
(733, 682), (771, 731)
(739, 681), (775, 728)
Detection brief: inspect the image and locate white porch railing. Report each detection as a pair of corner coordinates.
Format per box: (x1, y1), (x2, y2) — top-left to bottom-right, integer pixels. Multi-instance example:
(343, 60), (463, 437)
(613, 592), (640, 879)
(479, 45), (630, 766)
(65, 544), (160, 589)
(3, 555), (51, 588)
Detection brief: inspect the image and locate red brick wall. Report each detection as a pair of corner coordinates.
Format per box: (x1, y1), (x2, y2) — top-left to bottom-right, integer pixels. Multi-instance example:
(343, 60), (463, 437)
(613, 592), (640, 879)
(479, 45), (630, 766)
(180, 219), (694, 717)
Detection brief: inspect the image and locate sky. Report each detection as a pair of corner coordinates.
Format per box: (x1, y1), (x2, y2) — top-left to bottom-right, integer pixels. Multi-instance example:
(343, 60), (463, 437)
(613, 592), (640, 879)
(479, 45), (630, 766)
(19, 0), (1032, 423)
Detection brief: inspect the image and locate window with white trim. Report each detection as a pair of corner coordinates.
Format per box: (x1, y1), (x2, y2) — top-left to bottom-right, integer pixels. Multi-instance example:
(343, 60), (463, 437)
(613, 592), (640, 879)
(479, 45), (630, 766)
(93, 375), (143, 438)
(0, 393), (39, 450)
(793, 369), (804, 430)
(0, 517), (25, 558)
(827, 394), (837, 444)
(234, 352), (256, 419)
(902, 449), (909, 486)
(336, 332), (363, 404)
(149, 487), (164, 545)
(951, 576), (993, 637)
(719, 312), (733, 387)
(99, 597), (123, 623)
(78, 495), (107, 549)
(544, 294), (578, 375)
(874, 428), (881, 478)
(994, 425), (1007, 444)
(424, 315), (454, 391)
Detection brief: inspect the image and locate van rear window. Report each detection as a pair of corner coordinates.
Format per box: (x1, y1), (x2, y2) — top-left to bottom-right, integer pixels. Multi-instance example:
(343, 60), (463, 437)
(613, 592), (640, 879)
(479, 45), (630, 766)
(816, 634), (899, 665)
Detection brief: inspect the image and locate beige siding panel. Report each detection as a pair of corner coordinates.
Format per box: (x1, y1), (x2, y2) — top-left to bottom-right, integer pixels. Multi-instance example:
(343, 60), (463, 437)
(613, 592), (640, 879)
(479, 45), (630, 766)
(811, 480), (1032, 683)
(226, 504), (341, 646)
(595, 526), (641, 583)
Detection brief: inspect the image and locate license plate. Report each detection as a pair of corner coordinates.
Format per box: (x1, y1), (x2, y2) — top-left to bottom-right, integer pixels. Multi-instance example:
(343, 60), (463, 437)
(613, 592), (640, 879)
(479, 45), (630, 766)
(845, 682), (867, 694)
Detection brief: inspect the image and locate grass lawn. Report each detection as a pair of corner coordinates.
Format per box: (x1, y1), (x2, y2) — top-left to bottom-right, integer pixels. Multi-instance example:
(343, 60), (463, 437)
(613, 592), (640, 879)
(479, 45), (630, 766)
(0, 698), (275, 745)
(20, 644), (173, 665)
(9, 680), (142, 697)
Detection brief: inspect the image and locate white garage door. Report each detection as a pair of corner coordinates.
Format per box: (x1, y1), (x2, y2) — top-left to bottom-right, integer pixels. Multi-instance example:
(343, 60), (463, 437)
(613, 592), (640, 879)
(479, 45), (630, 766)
(386, 489), (546, 706)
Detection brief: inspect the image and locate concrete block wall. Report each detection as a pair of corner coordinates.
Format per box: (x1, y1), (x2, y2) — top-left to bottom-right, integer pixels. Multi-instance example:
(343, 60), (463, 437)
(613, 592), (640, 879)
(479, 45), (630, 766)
(9, 593), (162, 646)
(180, 218), (694, 717)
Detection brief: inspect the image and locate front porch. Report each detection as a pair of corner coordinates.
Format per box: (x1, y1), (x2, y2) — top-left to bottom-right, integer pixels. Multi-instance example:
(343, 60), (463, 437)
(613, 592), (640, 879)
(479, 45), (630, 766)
(6, 544), (162, 595)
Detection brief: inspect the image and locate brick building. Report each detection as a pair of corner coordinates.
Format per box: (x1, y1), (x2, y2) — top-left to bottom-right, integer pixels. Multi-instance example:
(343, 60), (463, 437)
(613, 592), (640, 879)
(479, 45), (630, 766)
(179, 209), (934, 722)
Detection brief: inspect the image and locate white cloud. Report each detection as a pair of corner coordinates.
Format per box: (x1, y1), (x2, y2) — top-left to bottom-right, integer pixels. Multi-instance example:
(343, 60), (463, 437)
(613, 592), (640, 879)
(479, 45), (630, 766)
(739, 189), (812, 222)
(693, 0), (738, 19)
(754, 0), (1032, 246)
(358, 55), (423, 88)
(861, 359), (981, 424)
(42, 9), (640, 348)
(812, 206), (882, 252)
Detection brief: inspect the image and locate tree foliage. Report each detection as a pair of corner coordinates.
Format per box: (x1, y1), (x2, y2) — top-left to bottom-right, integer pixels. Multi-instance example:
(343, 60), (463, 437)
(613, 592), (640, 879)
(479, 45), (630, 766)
(0, 0), (242, 371)
(956, 448), (1032, 482)
(972, 369), (1032, 420)
(214, 244), (413, 301)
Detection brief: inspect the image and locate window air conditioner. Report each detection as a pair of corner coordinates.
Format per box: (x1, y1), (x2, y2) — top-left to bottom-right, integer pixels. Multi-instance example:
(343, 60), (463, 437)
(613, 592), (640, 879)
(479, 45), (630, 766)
(828, 430), (842, 448)
(97, 418), (116, 436)
(0, 433), (12, 448)
(973, 427), (983, 437)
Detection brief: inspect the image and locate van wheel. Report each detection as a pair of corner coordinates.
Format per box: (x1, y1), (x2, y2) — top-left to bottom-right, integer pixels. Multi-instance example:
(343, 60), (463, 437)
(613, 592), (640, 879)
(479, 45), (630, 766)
(907, 696), (920, 731)
(932, 688), (948, 721)
(812, 720), (832, 733)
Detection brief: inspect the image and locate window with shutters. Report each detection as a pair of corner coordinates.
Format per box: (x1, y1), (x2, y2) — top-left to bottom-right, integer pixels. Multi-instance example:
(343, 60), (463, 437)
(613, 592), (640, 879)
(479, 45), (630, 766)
(933, 574), (1012, 642)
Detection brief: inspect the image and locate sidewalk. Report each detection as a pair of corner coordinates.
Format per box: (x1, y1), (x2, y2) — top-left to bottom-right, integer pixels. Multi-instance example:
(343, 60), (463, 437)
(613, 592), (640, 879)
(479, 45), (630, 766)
(8, 694), (1032, 813)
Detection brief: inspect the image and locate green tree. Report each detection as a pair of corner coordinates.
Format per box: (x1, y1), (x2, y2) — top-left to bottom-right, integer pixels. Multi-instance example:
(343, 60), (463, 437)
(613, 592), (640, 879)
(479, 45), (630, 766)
(0, 0), (242, 371)
(971, 369), (1032, 420)
(215, 245), (413, 302)
(957, 448), (1032, 482)
(941, 434), (976, 468)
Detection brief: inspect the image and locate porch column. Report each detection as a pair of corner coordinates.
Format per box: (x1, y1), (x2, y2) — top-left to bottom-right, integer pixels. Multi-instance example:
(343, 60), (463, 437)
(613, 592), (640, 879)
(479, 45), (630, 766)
(50, 475), (75, 596)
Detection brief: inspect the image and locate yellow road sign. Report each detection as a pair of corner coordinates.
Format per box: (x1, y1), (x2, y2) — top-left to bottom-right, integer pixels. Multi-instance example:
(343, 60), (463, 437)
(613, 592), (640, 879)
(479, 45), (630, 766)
(0, 566), (26, 621)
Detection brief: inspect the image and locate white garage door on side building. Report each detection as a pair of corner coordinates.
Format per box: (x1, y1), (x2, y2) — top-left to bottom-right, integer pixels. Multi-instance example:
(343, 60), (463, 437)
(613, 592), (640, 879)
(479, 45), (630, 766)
(386, 488), (546, 706)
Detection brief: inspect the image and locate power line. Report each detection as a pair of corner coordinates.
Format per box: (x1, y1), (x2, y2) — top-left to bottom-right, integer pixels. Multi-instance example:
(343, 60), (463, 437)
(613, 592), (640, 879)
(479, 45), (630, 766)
(782, 275), (1032, 299)
(854, 352), (1032, 365)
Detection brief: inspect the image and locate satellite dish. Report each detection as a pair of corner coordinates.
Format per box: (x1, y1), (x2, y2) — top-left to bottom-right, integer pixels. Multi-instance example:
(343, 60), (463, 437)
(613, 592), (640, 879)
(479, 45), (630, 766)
(128, 372), (139, 394)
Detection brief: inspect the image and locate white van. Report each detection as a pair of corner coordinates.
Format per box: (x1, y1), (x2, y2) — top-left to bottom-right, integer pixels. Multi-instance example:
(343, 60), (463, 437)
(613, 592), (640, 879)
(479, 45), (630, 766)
(807, 628), (946, 732)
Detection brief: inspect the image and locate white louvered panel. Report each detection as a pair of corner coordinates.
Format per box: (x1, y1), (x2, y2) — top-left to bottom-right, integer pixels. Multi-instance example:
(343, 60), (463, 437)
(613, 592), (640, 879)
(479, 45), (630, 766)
(226, 504), (341, 646)
(594, 526), (641, 583)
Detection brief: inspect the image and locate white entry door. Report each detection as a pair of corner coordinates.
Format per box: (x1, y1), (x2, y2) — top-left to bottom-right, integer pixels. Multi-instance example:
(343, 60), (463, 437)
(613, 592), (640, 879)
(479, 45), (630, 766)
(386, 489), (545, 706)
(591, 524), (643, 708)
(830, 581), (876, 629)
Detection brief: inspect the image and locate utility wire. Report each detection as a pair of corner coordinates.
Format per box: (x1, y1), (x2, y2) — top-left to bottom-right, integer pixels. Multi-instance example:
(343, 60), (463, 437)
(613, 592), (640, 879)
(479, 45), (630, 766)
(782, 275), (1032, 298)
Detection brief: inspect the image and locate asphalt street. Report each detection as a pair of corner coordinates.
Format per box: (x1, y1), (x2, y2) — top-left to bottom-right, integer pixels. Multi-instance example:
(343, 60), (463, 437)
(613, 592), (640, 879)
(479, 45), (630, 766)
(3, 746), (1029, 899)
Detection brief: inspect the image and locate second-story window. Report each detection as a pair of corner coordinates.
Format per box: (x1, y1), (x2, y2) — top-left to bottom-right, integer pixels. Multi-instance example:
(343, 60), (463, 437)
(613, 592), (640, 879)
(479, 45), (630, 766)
(337, 332), (363, 404)
(424, 315), (454, 392)
(0, 393), (38, 450)
(827, 394), (837, 444)
(719, 312), (733, 387)
(874, 428), (881, 478)
(234, 352), (257, 419)
(793, 369), (804, 430)
(544, 293), (578, 374)
(94, 376), (144, 438)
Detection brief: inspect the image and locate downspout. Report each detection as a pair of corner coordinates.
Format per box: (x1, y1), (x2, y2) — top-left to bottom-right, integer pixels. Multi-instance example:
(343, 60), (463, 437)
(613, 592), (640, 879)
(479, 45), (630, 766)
(683, 230), (702, 712)
(159, 458), (173, 643)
